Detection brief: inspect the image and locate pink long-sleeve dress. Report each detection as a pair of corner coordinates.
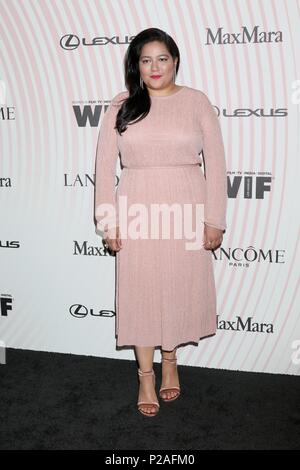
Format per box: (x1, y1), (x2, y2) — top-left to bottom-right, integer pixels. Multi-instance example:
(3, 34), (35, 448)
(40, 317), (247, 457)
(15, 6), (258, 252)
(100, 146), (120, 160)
(95, 86), (227, 350)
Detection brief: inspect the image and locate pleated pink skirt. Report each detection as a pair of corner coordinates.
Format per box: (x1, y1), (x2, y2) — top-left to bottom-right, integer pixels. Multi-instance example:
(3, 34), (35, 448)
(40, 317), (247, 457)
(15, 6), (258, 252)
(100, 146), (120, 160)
(115, 163), (217, 350)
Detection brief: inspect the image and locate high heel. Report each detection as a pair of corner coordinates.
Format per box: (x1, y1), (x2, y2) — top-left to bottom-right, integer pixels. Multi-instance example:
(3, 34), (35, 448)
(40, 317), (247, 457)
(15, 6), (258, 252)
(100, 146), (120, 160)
(159, 357), (181, 402)
(137, 369), (160, 417)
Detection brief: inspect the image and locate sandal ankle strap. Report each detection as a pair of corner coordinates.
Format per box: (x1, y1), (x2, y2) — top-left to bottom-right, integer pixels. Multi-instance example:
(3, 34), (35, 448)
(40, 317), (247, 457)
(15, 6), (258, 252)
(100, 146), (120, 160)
(162, 357), (177, 363)
(138, 368), (154, 377)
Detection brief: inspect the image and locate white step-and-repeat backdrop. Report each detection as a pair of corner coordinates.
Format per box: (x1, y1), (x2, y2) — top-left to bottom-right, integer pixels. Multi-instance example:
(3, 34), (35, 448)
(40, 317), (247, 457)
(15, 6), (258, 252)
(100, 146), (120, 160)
(1, 0), (299, 374)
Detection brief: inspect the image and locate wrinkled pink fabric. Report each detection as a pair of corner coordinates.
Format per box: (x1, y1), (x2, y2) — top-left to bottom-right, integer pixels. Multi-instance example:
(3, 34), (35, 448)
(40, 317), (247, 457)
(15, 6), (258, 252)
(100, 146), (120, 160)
(95, 86), (227, 349)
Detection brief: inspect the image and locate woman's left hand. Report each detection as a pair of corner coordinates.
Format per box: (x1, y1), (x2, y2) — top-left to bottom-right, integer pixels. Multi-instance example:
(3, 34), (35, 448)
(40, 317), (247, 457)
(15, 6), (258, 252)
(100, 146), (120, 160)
(203, 223), (224, 250)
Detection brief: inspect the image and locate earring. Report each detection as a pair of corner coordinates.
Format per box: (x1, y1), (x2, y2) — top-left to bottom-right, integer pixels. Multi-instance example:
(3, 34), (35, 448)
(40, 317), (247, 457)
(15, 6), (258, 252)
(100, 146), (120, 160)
(173, 68), (176, 83)
(140, 76), (143, 89)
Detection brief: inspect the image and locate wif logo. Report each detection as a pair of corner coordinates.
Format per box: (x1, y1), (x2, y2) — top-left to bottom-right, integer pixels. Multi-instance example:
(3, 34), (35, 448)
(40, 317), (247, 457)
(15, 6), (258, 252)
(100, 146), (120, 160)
(0, 295), (13, 316)
(228, 174), (273, 199)
(72, 102), (109, 127)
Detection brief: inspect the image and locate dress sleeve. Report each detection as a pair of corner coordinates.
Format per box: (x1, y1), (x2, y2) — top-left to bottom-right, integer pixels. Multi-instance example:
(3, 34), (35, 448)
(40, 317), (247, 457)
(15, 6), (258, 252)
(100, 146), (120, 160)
(94, 95), (121, 238)
(199, 91), (228, 231)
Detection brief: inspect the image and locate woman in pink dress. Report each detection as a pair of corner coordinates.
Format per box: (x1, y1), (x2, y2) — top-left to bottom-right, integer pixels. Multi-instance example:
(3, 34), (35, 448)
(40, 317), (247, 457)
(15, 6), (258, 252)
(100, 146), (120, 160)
(94, 28), (227, 417)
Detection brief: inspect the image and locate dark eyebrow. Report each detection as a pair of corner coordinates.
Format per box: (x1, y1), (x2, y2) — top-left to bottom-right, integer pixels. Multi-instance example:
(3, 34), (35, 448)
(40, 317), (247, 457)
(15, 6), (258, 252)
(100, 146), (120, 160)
(140, 54), (169, 59)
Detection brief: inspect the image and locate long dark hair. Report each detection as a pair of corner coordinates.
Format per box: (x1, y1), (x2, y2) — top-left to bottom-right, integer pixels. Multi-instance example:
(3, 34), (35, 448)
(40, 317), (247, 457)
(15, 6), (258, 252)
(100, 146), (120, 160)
(115, 28), (180, 135)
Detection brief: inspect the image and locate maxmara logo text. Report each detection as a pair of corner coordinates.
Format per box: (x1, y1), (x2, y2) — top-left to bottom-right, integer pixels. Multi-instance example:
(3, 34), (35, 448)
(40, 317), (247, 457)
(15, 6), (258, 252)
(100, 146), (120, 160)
(217, 316), (274, 333)
(206, 26), (283, 45)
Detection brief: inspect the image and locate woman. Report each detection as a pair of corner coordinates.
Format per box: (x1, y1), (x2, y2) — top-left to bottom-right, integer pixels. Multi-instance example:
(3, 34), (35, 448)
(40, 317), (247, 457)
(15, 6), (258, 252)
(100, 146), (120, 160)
(94, 28), (227, 417)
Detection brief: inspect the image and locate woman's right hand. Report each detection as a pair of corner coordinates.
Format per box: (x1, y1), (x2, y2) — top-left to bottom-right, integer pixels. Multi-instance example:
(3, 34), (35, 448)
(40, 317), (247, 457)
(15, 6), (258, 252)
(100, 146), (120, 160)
(103, 226), (123, 252)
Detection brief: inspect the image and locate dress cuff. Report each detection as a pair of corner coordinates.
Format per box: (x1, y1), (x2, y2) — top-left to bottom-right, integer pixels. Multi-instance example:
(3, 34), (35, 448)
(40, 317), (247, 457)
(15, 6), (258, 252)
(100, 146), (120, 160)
(204, 221), (226, 231)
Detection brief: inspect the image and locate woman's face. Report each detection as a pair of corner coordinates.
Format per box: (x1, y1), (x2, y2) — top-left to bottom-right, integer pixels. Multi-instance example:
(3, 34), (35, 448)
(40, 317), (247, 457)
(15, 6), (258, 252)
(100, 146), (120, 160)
(138, 41), (177, 92)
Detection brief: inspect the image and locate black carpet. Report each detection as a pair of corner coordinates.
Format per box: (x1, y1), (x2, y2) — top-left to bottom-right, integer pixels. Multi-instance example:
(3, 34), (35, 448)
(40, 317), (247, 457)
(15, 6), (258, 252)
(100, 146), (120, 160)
(0, 348), (299, 450)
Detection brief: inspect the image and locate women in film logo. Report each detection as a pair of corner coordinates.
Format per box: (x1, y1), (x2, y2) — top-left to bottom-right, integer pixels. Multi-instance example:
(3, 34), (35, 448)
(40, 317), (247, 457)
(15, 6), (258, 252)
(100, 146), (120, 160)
(0, 295), (12, 316)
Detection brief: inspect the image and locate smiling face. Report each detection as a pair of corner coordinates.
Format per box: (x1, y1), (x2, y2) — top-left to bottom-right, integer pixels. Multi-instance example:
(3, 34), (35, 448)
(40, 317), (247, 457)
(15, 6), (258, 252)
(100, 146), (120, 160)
(138, 40), (178, 93)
